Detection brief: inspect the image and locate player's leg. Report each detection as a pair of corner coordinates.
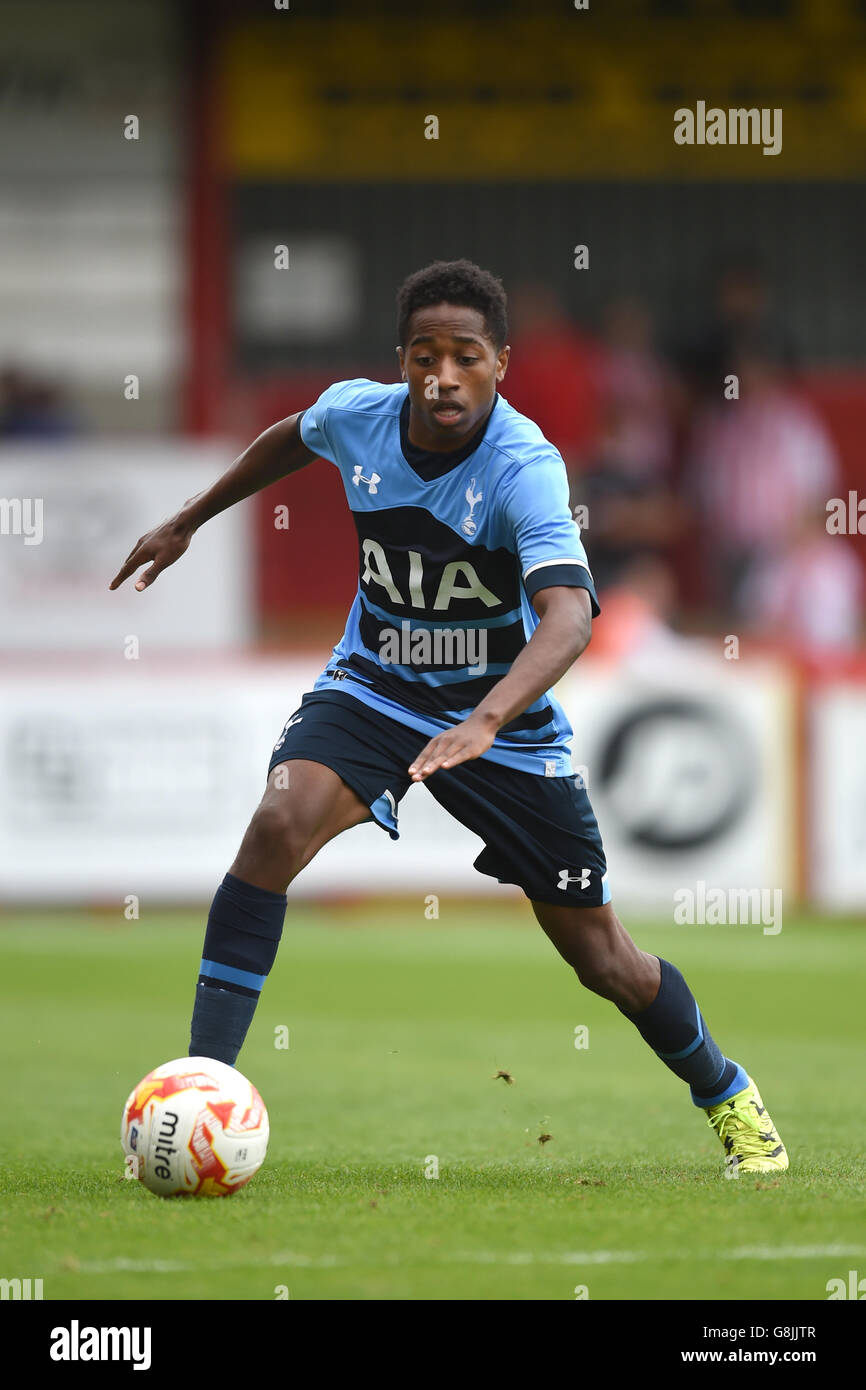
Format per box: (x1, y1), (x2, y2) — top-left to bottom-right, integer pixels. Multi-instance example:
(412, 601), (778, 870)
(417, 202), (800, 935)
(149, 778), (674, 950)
(189, 688), (420, 1067)
(532, 898), (745, 1100)
(531, 897), (787, 1174)
(423, 756), (786, 1173)
(230, 758), (372, 893)
(529, 897), (660, 1013)
(189, 759), (371, 1066)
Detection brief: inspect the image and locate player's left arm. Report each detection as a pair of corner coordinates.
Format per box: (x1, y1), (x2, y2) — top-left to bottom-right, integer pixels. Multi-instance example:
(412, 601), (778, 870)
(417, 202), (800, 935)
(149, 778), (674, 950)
(408, 585), (591, 782)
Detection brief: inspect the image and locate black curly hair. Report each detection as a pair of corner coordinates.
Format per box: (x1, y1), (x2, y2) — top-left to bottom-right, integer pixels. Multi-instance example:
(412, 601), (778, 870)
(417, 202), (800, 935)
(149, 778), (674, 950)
(397, 259), (508, 350)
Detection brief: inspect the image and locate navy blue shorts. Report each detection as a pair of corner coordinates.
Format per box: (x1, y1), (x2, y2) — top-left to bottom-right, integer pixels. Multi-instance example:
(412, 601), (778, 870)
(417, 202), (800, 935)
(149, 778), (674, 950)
(268, 690), (610, 907)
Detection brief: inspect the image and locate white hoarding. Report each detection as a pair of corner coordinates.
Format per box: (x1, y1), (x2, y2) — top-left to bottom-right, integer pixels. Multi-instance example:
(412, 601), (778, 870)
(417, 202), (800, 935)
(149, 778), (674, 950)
(0, 445), (251, 650)
(0, 655), (795, 906)
(558, 657), (796, 912)
(810, 686), (866, 911)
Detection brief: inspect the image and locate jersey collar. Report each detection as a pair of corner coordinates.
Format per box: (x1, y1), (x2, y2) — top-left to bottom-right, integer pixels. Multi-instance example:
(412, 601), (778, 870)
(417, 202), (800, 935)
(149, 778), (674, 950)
(399, 392), (498, 482)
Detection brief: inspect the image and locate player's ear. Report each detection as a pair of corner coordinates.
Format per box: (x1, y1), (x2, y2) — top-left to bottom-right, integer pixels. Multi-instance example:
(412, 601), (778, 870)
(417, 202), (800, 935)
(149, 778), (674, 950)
(495, 344), (511, 382)
(396, 346), (406, 380)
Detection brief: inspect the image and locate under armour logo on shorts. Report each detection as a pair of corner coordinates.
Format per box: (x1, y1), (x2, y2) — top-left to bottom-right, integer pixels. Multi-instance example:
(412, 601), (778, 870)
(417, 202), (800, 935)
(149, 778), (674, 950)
(557, 867), (591, 891)
(273, 713), (302, 751)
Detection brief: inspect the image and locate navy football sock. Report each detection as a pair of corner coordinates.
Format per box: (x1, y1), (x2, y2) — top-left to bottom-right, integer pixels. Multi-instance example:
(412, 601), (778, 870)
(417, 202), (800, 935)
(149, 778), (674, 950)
(189, 872), (287, 1066)
(620, 958), (747, 1107)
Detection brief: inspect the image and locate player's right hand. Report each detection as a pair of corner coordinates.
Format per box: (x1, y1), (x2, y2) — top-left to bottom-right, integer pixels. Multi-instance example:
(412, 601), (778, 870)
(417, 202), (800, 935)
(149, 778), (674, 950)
(109, 516), (195, 592)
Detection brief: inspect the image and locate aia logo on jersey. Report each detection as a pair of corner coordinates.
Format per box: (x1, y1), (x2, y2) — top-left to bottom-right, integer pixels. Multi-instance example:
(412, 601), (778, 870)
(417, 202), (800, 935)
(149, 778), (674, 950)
(361, 538), (501, 612)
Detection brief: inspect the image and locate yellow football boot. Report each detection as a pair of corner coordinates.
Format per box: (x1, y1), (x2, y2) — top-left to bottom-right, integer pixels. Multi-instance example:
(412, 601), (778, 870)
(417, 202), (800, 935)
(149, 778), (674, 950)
(705, 1076), (788, 1176)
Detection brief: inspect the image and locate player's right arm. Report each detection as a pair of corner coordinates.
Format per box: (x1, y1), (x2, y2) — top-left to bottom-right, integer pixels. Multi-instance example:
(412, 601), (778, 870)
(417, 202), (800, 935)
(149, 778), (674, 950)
(109, 411), (316, 592)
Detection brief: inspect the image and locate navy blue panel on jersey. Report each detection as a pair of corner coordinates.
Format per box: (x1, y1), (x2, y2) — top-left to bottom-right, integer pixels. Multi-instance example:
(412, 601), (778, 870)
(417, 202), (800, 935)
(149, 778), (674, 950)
(268, 690), (610, 907)
(298, 379), (600, 778)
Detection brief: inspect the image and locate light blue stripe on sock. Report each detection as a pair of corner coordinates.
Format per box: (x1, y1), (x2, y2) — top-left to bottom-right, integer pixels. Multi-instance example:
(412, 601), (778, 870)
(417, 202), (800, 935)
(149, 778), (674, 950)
(200, 958), (265, 992)
(691, 1062), (749, 1109)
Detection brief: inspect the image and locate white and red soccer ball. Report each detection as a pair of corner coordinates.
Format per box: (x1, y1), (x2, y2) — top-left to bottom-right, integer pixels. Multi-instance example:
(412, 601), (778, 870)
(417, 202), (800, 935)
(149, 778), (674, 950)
(120, 1057), (269, 1197)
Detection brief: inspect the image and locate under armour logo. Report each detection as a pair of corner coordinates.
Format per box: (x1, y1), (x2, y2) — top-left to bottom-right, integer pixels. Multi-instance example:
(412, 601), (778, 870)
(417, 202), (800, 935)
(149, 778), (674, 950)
(273, 713), (302, 750)
(461, 478), (483, 535)
(557, 867), (591, 891)
(352, 465), (381, 495)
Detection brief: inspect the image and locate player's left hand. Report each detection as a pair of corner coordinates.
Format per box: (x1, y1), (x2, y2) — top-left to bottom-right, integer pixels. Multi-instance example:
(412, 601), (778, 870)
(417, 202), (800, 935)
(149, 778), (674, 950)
(408, 713), (498, 782)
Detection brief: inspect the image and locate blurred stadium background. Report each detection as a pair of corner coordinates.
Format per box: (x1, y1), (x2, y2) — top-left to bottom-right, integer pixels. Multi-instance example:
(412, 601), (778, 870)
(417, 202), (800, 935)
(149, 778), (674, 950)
(1, 0), (865, 917)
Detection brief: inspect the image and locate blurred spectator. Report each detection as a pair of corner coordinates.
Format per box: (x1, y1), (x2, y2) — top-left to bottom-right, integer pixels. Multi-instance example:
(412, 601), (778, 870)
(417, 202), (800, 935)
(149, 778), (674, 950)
(586, 553), (709, 674)
(597, 295), (680, 480)
(675, 251), (798, 400)
(686, 345), (840, 619)
(741, 508), (863, 652)
(588, 553), (677, 659)
(502, 282), (604, 466)
(571, 295), (686, 591)
(0, 366), (82, 439)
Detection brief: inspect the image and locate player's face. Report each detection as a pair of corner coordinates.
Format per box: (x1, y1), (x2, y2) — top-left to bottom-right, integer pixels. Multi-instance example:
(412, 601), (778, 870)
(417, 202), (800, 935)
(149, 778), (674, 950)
(397, 304), (510, 451)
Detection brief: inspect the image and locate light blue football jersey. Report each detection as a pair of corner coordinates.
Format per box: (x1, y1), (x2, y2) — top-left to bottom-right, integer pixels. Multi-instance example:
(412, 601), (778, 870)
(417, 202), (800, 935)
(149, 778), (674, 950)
(299, 378), (599, 775)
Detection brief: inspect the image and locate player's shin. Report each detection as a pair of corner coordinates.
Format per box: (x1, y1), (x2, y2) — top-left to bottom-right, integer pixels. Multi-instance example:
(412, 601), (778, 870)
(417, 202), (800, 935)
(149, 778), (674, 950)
(619, 958), (747, 1106)
(189, 872), (287, 1066)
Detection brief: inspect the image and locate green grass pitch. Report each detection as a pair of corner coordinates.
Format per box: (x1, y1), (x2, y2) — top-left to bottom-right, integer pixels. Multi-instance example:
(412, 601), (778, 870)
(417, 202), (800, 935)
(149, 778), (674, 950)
(1, 903), (864, 1301)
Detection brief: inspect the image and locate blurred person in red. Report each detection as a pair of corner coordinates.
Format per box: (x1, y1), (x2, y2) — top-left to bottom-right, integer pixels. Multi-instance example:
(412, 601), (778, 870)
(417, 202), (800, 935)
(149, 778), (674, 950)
(500, 281), (603, 467)
(676, 250), (798, 401)
(741, 505), (863, 653)
(687, 341), (840, 619)
(587, 553), (688, 671)
(598, 295), (679, 480)
(572, 295), (686, 593)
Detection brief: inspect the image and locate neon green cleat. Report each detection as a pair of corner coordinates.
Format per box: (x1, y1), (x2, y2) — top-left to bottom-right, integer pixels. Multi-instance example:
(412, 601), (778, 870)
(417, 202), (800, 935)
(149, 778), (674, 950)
(705, 1076), (789, 1176)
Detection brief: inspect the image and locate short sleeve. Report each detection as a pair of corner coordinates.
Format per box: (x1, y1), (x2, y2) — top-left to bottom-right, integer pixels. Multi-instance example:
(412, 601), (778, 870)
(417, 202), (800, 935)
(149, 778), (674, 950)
(298, 380), (357, 462)
(500, 451), (600, 616)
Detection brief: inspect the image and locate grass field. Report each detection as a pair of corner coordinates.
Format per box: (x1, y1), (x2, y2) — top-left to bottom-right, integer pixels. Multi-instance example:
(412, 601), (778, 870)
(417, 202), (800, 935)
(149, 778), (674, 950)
(1, 903), (864, 1302)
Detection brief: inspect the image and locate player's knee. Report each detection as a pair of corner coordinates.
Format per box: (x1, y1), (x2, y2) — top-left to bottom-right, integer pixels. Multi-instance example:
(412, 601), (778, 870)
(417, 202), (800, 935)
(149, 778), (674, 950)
(569, 915), (625, 998)
(244, 796), (313, 874)
(574, 953), (620, 999)
(571, 930), (655, 1011)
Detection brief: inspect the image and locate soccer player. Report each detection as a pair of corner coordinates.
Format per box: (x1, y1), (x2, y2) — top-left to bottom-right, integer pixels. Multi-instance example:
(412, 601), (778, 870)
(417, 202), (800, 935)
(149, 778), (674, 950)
(111, 260), (787, 1176)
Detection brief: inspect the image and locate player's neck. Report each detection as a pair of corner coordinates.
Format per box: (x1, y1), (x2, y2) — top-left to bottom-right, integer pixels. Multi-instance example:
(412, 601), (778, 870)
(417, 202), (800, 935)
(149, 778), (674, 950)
(406, 397), (495, 455)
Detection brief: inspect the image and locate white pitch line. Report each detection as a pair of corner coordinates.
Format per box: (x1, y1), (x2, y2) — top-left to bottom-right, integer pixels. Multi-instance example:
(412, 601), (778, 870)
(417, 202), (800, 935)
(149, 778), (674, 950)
(446, 1245), (866, 1267)
(724, 1244), (866, 1262)
(75, 1244), (866, 1276)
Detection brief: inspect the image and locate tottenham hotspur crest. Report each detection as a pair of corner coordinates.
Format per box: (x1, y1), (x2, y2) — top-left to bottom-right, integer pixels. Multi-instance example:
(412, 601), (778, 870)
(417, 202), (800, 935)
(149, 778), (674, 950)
(462, 478), (483, 536)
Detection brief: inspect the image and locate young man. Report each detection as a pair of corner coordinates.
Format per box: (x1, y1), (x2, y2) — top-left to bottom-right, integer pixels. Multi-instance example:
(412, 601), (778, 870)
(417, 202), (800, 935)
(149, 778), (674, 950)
(111, 259), (787, 1176)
